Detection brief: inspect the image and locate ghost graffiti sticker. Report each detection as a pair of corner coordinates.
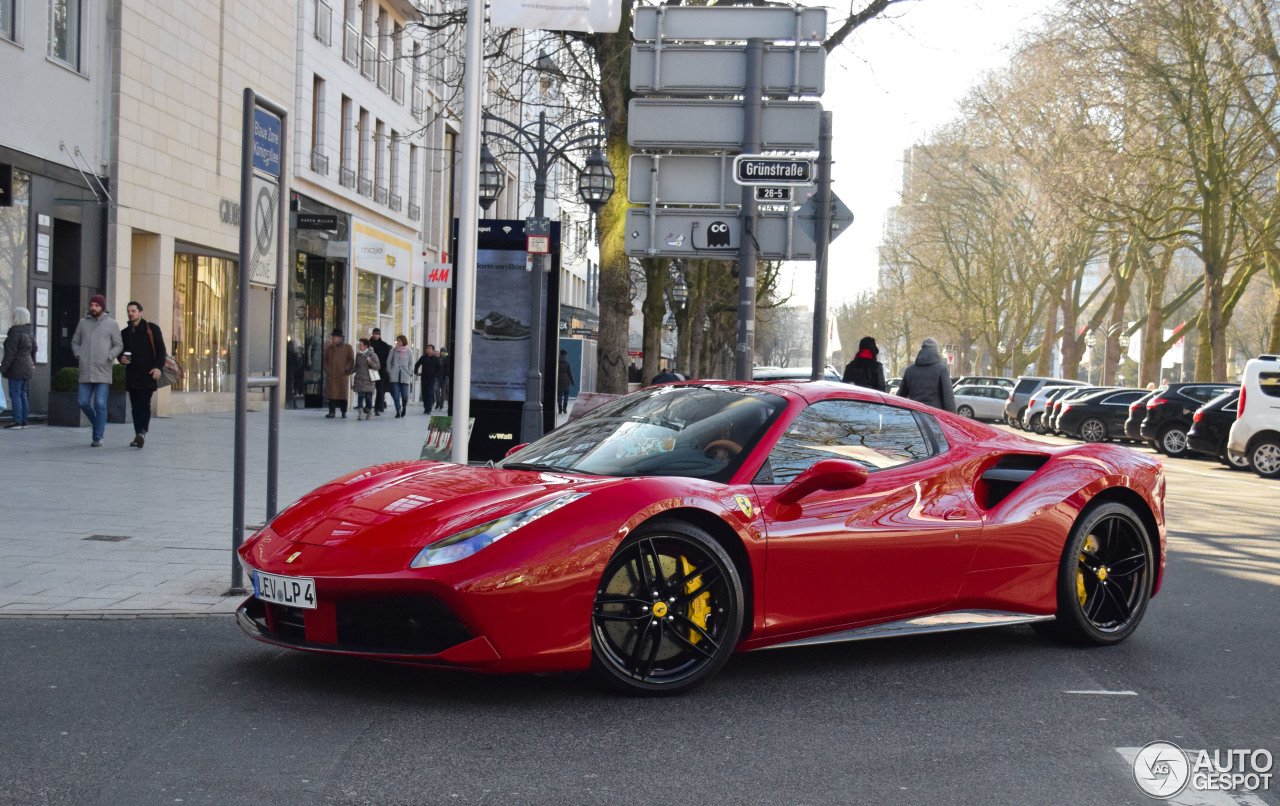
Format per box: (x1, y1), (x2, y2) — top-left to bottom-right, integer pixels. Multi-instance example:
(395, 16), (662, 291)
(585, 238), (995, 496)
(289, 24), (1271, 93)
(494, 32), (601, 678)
(706, 221), (733, 249)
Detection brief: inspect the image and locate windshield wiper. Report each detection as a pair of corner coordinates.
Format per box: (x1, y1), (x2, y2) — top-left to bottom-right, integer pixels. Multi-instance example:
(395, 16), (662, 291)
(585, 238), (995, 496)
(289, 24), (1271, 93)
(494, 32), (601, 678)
(502, 462), (569, 473)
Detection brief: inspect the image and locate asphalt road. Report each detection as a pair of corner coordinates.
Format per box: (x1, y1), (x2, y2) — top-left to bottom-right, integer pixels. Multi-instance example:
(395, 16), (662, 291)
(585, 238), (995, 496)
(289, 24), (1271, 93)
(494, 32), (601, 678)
(2, 445), (1277, 806)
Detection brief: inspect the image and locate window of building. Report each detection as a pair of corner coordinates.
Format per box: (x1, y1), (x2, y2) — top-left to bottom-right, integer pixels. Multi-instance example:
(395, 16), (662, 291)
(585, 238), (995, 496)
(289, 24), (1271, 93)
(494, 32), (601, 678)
(339, 95), (353, 185)
(1, 0), (17, 42)
(355, 270), (405, 341)
(757, 399), (935, 484)
(0, 170), (31, 334)
(311, 75), (327, 173)
(358, 107), (371, 194)
(48, 0), (80, 70)
(374, 119), (387, 202)
(388, 129), (400, 209)
(408, 145), (421, 216)
(172, 253), (239, 393)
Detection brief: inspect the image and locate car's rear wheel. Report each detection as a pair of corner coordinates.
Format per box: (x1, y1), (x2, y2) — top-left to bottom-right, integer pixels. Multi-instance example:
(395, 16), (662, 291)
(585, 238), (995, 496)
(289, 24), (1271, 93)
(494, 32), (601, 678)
(1079, 418), (1108, 443)
(1036, 502), (1153, 646)
(1159, 425), (1189, 457)
(957, 405), (975, 419)
(591, 520), (744, 694)
(1248, 437), (1280, 479)
(1220, 440), (1250, 470)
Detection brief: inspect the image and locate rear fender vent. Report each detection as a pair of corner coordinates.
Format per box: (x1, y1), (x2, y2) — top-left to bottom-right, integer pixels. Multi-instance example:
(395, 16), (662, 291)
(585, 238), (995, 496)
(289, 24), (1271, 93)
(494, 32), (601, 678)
(979, 454), (1051, 509)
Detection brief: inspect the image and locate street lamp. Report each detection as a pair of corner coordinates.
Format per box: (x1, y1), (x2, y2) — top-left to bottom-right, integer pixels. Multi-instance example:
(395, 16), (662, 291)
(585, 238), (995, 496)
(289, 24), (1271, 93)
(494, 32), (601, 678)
(670, 261), (687, 309)
(1093, 322), (1129, 385)
(1084, 332), (1097, 384)
(479, 110), (614, 443)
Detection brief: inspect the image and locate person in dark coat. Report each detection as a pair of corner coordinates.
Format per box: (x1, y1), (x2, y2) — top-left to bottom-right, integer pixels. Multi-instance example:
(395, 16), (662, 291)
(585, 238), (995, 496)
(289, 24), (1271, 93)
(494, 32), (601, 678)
(842, 336), (888, 392)
(323, 329), (355, 418)
(650, 365), (680, 386)
(896, 337), (956, 413)
(557, 350), (574, 414)
(437, 349), (453, 415)
(119, 301), (167, 448)
(1, 307), (35, 429)
(414, 344), (441, 414)
(368, 328), (392, 415)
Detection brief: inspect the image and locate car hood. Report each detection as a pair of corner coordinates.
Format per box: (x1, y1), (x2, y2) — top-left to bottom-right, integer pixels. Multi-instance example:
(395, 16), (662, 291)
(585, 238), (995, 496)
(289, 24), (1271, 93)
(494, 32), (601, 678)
(268, 461), (608, 550)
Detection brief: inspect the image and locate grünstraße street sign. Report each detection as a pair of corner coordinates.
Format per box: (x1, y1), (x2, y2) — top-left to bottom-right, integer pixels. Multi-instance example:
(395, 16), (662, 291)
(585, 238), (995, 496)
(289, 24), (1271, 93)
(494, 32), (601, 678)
(733, 155), (814, 185)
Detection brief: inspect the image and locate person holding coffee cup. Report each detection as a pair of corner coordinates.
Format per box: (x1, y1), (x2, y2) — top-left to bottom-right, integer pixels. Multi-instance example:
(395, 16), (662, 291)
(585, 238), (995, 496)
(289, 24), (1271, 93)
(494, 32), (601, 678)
(119, 301), (167, 448)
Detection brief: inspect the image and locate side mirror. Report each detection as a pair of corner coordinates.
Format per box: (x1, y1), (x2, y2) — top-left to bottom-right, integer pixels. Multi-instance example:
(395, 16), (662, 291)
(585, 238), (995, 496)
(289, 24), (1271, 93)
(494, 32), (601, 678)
(505, 444), (528, 458)
(774, 459), (868, 507)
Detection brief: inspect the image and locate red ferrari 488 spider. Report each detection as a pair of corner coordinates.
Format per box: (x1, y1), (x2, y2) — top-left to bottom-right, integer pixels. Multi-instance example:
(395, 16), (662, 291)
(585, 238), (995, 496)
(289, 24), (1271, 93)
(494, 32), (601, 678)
(237, 381), (1166, 693)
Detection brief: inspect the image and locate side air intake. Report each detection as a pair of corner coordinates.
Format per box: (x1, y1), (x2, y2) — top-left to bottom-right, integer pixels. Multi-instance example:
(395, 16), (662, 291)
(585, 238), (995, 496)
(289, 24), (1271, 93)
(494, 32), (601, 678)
(979, 454), (1050, 509)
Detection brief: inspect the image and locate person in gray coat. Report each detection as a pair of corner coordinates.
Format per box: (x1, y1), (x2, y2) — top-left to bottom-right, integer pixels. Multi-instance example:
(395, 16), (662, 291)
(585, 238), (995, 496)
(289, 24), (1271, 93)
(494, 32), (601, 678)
(2, 307), (35, 429)
(351, 338), (381, 420)
(71, 295), (123, 446)
(896, 337), (956, 413)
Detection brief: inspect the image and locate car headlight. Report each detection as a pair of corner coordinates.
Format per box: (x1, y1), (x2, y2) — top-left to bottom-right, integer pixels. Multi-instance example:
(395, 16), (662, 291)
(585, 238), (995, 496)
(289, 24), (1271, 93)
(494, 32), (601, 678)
(410, 492), (588, 568)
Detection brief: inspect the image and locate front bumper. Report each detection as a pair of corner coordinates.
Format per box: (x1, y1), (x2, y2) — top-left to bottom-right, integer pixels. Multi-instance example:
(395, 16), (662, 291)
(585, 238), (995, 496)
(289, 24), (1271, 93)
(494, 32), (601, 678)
(236, 595), (502, 668)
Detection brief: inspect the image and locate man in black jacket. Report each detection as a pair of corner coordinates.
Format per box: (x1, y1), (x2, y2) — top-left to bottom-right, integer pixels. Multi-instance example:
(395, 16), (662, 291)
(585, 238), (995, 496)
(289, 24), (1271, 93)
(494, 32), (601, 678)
(369, 328), (392, 415)
(897, 337), (955, 413)
(119, 301), (167, 448)
(414, 344), (442, 414)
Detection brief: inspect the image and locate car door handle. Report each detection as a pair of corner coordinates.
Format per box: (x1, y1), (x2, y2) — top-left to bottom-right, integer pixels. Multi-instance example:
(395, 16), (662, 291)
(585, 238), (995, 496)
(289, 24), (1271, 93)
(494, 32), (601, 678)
(944, 508), (969, 521)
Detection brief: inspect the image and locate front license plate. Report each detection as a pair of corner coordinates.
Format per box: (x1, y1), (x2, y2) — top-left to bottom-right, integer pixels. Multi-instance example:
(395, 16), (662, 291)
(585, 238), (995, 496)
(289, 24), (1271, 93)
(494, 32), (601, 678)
(253, 571), (317, 610)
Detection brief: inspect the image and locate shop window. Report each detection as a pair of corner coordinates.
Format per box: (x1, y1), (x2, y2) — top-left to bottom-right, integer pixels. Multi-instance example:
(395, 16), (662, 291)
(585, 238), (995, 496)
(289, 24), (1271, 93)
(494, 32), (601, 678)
(172, 254), (239, 393)
(356, 270), (405, 341)
(0, 170), (30, 332)
(49, 0), (81, 70)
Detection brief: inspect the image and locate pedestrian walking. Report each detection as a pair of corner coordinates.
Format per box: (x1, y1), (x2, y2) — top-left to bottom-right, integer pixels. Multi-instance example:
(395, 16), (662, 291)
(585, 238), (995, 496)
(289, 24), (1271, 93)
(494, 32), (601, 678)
(628, 361), (641, 384)
(896, 337), (956, 413)
(414, 344), (441, 414)
(352, 337), (380, 420)
(368, 328), (392, 415)
(842, 336), (888, 392)
(1, 307), (35, 429)
(70, 295), (123, 446)
(557, 350), (574, 414)
(119, 301), (167, 448)
(386, 335), (414, 418)
(322, 329), (354, 418)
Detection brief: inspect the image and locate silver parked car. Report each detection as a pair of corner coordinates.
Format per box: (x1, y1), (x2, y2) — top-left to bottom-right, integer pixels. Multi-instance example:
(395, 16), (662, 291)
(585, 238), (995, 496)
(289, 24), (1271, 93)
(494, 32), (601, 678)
(953, 384), (1011, 422)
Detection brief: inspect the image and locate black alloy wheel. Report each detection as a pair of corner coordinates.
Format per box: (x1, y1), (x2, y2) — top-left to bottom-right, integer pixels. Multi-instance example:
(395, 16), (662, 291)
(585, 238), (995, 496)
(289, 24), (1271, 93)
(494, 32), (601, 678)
(957, 405), (975, 419)
(591, 520), (744, 694)
(1036, 502), (1153, 646)
(1030, 413), (1046, 435)
(1079, 418), (1108, 443)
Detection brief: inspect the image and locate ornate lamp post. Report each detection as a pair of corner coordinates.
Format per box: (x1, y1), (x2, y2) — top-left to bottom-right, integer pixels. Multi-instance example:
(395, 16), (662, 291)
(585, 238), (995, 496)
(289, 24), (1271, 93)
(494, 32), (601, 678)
(1093, 322), (1129, 385)
(1084, 332), (1098, 384)
(477, 110), (614, 444)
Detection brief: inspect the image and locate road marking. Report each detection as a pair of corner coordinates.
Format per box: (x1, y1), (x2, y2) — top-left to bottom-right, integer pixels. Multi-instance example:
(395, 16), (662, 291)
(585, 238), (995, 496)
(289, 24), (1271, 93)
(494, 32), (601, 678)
(1162, 464), (1277, 489)
(1116, 748), (1272, 805)
(1065, 689), (1138, 695)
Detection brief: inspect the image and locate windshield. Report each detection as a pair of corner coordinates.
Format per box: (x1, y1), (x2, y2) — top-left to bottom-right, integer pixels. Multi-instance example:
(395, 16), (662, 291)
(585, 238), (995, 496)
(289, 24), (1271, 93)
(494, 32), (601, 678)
(500, 385), (789, 482)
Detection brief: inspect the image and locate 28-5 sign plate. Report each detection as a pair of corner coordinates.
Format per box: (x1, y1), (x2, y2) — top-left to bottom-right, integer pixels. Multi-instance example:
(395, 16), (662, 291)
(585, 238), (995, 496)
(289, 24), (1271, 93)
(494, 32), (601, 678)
(254, 571), (317, 609)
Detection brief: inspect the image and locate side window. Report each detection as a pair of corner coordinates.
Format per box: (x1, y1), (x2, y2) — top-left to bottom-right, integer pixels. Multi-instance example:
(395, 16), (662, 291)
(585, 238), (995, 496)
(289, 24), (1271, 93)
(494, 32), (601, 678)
(1258, 373), (1280, 398)
(756, 399), (934, 485)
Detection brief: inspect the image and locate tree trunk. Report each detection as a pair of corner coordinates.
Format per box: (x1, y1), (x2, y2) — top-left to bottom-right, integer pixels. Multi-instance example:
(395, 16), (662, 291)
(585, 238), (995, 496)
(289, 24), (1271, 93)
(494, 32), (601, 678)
(640, 258), (665, 384)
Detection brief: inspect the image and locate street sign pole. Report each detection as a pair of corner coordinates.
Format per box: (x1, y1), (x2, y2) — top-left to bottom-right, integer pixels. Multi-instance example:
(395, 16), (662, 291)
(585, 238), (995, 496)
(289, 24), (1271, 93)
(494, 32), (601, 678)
(735, 39), (763, 382)
(811, 112), (833, 381)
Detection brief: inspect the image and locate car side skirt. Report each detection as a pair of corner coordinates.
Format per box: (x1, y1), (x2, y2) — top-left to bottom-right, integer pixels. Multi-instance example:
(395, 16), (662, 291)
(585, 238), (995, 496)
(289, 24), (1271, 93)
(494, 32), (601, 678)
(756, 609), (1054, 651)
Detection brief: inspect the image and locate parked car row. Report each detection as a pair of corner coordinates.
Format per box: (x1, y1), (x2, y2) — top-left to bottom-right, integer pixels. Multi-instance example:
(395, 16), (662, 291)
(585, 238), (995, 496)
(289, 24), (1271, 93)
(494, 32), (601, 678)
(983, 356), (1280, 479)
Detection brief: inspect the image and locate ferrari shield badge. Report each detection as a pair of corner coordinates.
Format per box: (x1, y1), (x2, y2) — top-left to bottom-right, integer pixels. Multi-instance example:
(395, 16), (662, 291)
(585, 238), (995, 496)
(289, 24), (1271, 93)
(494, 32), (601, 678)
(733, 494), (754, 519)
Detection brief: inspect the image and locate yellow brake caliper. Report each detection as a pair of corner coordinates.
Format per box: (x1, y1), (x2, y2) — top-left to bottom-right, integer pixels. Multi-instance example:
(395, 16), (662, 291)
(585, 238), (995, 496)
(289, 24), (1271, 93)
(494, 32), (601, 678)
(1078, 534), (1099, 606)
(682, 556), (711, 643)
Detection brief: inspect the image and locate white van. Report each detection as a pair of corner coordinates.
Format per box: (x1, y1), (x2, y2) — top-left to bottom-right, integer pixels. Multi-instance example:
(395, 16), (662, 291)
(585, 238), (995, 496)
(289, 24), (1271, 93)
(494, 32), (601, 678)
(1227, 355), (1280, 479)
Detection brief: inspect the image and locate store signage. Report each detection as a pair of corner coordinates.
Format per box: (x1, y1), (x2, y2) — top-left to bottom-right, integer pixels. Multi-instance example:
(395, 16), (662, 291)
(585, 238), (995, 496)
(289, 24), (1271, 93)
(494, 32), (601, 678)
(296, 213), (338, 230)
(353, 220), (414, 283)
(424, 261), (452, 287)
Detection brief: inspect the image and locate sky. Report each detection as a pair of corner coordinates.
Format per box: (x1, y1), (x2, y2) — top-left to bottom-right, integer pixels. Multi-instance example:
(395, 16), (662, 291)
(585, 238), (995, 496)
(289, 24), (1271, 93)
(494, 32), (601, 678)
(780, 0), (1055, 309)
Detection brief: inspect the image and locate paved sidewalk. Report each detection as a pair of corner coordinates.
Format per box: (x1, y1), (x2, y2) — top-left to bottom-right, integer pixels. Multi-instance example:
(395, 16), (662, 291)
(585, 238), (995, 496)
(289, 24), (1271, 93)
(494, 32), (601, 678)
(0, 404), (511, 617)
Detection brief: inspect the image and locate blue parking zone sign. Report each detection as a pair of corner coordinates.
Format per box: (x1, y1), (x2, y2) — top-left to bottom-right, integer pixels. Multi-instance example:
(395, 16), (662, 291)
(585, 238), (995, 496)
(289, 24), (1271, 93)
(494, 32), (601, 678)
(252, 108), (282, 177)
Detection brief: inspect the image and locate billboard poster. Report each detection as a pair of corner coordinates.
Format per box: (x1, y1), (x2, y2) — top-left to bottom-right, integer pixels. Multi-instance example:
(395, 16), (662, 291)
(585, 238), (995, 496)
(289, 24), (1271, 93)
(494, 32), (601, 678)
(471, 245), (541, 401)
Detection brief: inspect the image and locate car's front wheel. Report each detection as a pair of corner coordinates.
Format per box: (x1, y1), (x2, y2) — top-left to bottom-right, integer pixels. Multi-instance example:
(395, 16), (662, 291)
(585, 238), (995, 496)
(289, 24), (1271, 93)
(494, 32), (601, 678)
(1029, 413), (1046, 434)
(591, 519), (744, 694)
(1248, 437), (1280, 479)
(1220, 440), (1250, 471)
(1036, 502), (1154, 646)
